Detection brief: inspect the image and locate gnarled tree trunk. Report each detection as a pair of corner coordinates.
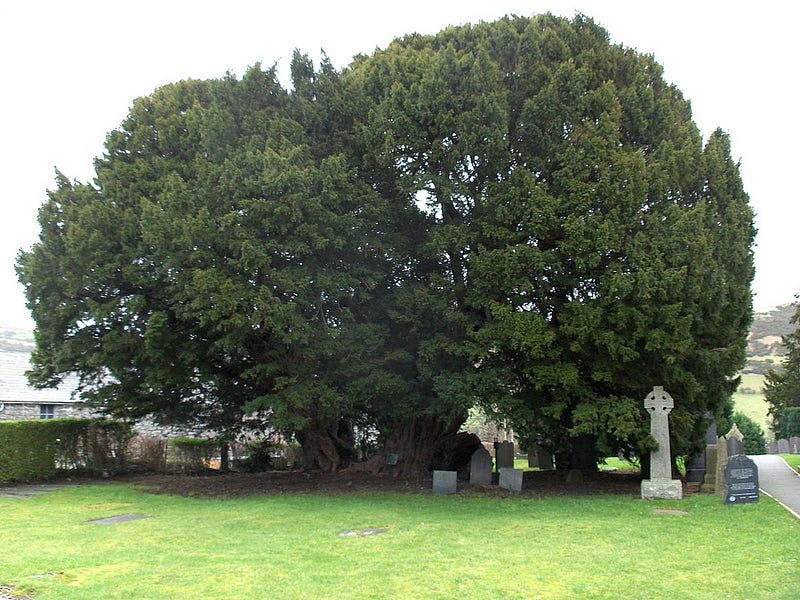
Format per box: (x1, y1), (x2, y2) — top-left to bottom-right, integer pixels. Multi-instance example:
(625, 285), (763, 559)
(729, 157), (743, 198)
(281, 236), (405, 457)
(296, 418), (357, 472)
(354, 414), (474, 478)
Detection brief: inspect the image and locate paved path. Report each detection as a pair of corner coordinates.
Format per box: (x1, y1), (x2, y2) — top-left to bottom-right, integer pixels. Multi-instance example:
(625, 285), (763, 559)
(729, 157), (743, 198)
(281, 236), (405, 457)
(749, 455), (800, 518)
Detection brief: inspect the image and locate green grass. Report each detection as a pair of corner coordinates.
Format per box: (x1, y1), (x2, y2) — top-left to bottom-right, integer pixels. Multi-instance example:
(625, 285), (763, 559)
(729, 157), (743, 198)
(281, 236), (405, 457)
(733, 373), (772, 438)
(780, 454), (800, 473)
(2, 484), (799, 599)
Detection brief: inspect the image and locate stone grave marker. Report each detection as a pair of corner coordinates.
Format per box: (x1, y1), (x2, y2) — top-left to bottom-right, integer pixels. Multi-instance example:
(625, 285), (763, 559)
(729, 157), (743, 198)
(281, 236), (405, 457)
(527, 452), (538, 468)
(767, 441), (778, 454)
(715, 434), (729, 497)
(432, 470), (457, 495)
(496, 441), (515, 470)
(777, 438), (790, 454)
(469, 447), (493, 485)
(499, 468), (523, 492)
(726, 424), (744, 456)
(688, 417), (717, 485)
(724, 454), (759, 504)
(87, 514), (152, 525)
(791, 437), (800, 454)
(641, 386), (683, 499)
(537, 450), (554, 471)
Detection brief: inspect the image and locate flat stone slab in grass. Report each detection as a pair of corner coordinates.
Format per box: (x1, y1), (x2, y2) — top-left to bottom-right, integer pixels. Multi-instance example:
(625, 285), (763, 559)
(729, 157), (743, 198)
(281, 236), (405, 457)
(0, 484), (66, 499)
(653, 508), (690, 516)
(337, 528), (389, 537)
(87, 514), (152, 525)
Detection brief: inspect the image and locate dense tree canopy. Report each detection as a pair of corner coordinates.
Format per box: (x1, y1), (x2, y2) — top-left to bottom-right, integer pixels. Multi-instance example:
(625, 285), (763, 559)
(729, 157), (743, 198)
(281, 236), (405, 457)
(18, 14), (755, 474)
(765, 303), (800, 434)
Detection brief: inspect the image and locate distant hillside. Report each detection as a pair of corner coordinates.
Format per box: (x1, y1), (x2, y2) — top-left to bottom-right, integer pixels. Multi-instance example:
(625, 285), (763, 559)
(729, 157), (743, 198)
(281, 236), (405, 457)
(0, 327), (34, 353)
(745, 303), (796, 374)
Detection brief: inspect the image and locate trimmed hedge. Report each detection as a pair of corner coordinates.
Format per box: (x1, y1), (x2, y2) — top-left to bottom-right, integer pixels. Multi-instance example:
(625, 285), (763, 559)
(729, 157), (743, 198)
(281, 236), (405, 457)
(0, 418), (134, 484)
(169, 437), (215, 473)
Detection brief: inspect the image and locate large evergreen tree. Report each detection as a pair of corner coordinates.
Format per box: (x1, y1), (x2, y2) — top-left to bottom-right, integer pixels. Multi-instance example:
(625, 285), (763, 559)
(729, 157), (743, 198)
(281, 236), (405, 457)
(18, 14), (755, 475)
(348, 14), (754, 470)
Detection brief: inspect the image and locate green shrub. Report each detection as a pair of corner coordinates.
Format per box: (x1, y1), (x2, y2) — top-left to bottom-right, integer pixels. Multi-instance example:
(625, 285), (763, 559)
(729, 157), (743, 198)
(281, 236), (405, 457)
(235, 439), (277, 473)
(732, 411), (767, 455)
(0, 418), (133, 484)
(169, 438), (215, 473)
(777, 407), (800, 439)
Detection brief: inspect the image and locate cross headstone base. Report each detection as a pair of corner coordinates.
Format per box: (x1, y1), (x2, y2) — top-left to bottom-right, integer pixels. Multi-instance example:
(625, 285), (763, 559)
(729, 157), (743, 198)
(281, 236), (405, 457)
(641, 478), (683, 500)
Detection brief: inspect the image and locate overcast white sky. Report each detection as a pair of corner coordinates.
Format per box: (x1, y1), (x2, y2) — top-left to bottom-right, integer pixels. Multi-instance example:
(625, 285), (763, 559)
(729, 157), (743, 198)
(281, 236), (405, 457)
(1, 0), (797, 329)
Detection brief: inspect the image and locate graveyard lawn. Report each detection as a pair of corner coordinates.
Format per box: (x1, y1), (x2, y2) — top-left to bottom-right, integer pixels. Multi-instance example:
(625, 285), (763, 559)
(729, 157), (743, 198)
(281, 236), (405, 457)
(2, 480), (799, 599)
(781, 454), (800, 473)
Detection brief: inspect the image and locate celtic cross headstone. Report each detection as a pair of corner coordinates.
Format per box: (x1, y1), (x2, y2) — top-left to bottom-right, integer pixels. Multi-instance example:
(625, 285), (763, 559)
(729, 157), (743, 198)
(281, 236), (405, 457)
(641, 386), (683, 500)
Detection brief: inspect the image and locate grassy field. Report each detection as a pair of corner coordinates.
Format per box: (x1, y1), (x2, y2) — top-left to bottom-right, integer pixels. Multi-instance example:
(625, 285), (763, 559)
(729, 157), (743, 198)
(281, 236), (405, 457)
(1, 484), (799, 599)
(733, 373), (772, 438)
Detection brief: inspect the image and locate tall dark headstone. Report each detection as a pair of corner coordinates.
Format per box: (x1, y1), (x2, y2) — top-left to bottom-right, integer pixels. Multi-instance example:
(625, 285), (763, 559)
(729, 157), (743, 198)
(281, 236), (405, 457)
(726, 424), (744, 457)
(496, 441), (515, 470)
(724, 454), (759, 504)
(469, 447), (493, 485)
(536, 450), (554, 471)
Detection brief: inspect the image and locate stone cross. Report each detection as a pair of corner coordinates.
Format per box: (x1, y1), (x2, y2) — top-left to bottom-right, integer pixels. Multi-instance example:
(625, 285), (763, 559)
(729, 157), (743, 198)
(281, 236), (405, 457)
(644, 386), (674, 480)
(641, 386), (683, 500)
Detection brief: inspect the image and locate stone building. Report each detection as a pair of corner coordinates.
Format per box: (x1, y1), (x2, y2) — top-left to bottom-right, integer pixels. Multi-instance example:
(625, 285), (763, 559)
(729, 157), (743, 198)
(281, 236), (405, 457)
(0, 350), (90, 421)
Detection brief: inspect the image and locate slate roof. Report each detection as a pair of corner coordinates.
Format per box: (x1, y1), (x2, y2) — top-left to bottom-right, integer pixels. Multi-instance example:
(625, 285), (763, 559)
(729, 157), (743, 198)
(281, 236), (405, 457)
(0, 349), (80, 405)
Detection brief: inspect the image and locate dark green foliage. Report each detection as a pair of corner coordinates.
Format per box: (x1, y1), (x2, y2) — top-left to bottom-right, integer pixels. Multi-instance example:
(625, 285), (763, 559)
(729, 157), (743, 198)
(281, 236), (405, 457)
(731, 411), (766, 455)
(0, 418), (133, 483)
(776, 407), (800, 439)
(17, 14), (755, 473)
(765, 304), (800, 431)
(235, 439), (278, 473)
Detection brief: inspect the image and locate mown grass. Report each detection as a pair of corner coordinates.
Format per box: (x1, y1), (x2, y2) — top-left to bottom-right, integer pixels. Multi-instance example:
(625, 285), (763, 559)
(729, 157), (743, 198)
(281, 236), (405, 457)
(781, 454), (800, 473)
(1, 483), (798, 599)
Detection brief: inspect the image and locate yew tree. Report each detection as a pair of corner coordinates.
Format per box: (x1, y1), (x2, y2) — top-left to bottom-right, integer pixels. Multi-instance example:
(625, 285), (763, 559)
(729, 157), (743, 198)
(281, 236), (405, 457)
(18, 14), (755, 474)
(349, 14), (754, 470)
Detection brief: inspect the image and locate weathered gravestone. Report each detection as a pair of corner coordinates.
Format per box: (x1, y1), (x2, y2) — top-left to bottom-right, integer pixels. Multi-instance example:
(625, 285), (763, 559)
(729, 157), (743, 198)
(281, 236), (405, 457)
(724, 454), (759, 504)
(641, 386), (683, 500)
(496, 441), (515, 470)
(726, 424), (744, 457)
(687, 417), (716, 484)
(527, 452), (538, 468)
(433, 470), (457, 494)
(767, 441), (778, 454)
(537, 450), (554, 471)
(715, 434), (729, 496)
(499, 468), (523, 492)
(777, 438), (790, 454)
(791, 437), (800, 454)
(469, 447), (493, 485)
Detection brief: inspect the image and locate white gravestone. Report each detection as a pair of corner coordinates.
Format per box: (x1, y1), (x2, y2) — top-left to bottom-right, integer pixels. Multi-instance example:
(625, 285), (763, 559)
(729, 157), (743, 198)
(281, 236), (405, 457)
(641, 386), (683, 500)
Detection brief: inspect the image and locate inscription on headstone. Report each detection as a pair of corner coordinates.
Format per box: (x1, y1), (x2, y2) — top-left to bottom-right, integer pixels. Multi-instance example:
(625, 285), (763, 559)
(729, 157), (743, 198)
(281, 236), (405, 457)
(724, 454), (759, 504)
(641, 386), (683, 500)
(499, 468), (523, 492)
(496, 441), (515, 470)
(432, 470), (457, 495)
(469, 447), (493, 485)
